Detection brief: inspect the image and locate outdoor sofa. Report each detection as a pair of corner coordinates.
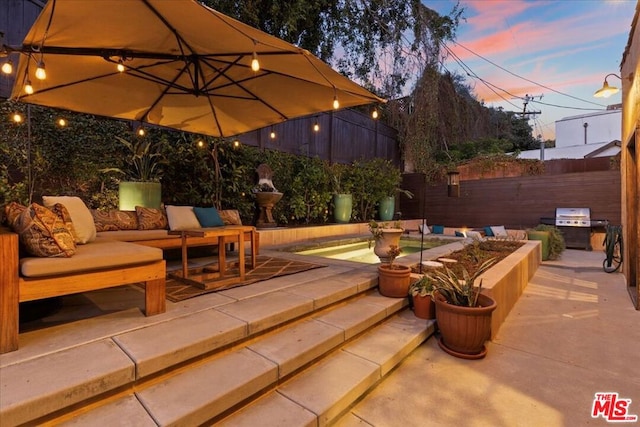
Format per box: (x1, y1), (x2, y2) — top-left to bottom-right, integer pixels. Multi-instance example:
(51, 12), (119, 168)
(0, 197), (258, 354)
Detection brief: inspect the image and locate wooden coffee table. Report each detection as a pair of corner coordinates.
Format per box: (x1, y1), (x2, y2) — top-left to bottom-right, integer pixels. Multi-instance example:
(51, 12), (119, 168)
(168, 227), (245, 290)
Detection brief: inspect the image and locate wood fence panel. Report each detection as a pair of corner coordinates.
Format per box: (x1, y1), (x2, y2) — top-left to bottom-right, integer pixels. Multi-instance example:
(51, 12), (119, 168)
(401, 170), (621, 229)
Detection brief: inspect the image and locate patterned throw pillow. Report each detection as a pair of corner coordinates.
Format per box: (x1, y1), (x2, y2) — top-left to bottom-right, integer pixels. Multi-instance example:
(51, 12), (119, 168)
(4, 202), (27, 229)
(219, 209), (243, 226)
(48, 203), (79, 242)
(136, 206), (168, 230)
(13, 203), (76, 257)
(92, 209), (139, 231)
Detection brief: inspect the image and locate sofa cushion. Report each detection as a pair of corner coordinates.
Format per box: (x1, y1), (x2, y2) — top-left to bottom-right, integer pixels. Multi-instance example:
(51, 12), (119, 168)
(136, 206), (168, 230)
(490, 225), (508, 237)
(43, 196), (96, 244)
(92, 209), (139, 231)
(20, 237), (162, 277)
(165, 205), (201, 231)
(48, 203), (79, 242)
(193, 206), (224, 227)
(431, 224), (444, 234)
(13, 203), (76, 258)
(96, 229), (174, 241)
(219, 209), (242, 225)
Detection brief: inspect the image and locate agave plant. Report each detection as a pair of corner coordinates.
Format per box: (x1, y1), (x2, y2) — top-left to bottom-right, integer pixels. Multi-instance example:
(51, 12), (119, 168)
(102, 136), (166, 182)
(428, 257), (497, 307)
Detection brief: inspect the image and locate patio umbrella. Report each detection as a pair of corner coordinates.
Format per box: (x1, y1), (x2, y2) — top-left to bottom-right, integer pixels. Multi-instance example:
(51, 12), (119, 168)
(6, 0), (384, 137)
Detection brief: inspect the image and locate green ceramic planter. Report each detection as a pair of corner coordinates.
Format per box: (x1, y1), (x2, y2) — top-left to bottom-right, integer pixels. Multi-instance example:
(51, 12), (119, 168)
(333, 194), (353, 224)
(378, 196), (395, 221)
(119, 181), (161, 211)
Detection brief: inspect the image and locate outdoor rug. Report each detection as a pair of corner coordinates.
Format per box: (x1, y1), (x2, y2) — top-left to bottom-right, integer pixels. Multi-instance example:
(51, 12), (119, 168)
(163, 256), (326, 302)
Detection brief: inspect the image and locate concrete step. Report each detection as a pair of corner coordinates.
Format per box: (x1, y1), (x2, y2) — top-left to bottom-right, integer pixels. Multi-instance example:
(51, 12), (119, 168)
(57, 308), (434, 426)
(0, 267), (377, 425)
(216, 310), (435, 426)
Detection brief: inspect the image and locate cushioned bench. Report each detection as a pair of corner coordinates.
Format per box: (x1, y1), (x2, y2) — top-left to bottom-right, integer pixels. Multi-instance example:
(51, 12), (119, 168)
(0, 230), (166, 354)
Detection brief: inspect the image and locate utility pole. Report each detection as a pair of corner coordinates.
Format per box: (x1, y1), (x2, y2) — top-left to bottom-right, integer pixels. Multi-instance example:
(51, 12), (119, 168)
(518, 94), (542, 120)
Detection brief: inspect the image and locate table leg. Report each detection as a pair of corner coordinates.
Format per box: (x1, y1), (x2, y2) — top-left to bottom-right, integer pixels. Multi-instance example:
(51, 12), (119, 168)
(218, 236), (226, 276)
(238, 230), (245, 279)
(181, 232), (188, 278)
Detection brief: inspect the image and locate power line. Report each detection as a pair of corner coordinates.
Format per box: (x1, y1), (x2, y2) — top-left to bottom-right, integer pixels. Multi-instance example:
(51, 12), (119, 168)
(449, 41), (607, 108)
(528, 99), (606, 112)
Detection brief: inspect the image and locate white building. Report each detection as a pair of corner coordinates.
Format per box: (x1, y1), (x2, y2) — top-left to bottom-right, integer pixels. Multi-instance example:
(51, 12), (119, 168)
(518, 107), (621, 160)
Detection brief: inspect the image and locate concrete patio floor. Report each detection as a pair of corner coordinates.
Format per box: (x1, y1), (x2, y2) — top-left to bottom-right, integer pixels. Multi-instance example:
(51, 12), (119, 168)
(336, 249), (640, 427)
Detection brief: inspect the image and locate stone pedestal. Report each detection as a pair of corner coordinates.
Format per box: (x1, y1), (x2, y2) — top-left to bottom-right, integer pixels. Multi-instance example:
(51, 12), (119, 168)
(255, 192), (283, 228)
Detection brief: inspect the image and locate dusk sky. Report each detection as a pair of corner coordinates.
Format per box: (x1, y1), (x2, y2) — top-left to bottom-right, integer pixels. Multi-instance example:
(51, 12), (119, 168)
(428, 0), (636, 141)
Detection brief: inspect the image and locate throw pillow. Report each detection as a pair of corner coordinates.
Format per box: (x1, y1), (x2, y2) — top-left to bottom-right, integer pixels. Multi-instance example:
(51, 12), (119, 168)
(5, 202), (27, 229)
(42, 196), (96, 244)
(467, 230), (483, 240)
(193, 206), (224, 227)
(13, 203), (76, 257)
(219, 209), (243, 226)
(490, 225), (508, 237)
(484, 226), (494, 237)
(92, 209), (139, 231)
(136, 206), (168, 230)
(48, 203), (79, 242)
(455, 230), (466, 237)
(431, 225), (444, 234)
(165, 205), (202, 231)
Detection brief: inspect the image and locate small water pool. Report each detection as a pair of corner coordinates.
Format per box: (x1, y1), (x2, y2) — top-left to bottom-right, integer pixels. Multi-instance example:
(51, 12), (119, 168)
(292, 237), (449, 264)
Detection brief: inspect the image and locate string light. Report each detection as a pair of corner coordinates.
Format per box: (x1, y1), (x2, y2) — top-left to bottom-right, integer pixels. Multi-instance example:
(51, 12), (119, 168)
(57, 118), (67, 127)
(12, 113), (23, 123)
(24, 80), (34, 95)
(251, 51), (260, 72)
(313, 122), (320, 132)
(1, 60), (13, 74)
(117, 58), (125, 73)
(333, 95), (339, 110)
(233, 139), (240, 148)
(197, 140), (205, 148)
(35, 60), (46, 80)
(269, 128), (276, 139)
(137, 126), (145, 136)
(372, 108), (379, 119)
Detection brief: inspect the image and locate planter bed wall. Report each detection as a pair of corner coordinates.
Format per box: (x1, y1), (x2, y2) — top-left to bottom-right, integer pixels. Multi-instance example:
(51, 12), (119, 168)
(479, 240), (541, 339)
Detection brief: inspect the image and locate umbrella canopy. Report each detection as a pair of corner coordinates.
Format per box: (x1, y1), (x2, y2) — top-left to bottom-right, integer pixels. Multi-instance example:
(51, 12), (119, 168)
(8, 0), (384, 137)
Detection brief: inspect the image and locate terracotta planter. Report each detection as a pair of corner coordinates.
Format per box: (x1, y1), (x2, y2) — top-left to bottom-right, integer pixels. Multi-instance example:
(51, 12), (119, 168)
(373, 228), (403, 262)
(412, 294), (436, 319)
(433, 290), (497, 359)
(377, 264), (411, 298)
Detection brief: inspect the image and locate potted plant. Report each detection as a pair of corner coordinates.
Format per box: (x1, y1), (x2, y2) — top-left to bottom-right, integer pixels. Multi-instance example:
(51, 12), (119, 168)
(372, 158), (413, 221)
(328, 162), (353, 224)
(369, 219), (404, 262)
(377, 245), (412, 298)
(102, 135), (166, 210)
(409, 274), (435, 319)
(428, 258), (497, 359)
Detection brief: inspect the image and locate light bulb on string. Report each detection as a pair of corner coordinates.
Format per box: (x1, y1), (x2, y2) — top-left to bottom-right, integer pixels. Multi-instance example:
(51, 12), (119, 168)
(233, 139), (240, 148)
(12, 113), (23, 123)
(372, 108), (379, 119)
(332, 96), (339, 110)
(24, 80), (34, 95)
(269, 128), (276, 139)
(117, 60), (125, 73)
(137, 126), (145, 136)
(35, 60), (46, 80)
(251, 51), (260, 72)
(57, 118), (67, 127)
(1, 60), (13, 74)
(313, 122), (320, 132)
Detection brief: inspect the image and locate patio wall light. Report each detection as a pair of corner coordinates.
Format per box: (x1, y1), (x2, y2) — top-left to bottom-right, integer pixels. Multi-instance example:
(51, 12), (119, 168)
(593, 73), (633, 98)
(447, 170), (460, 198)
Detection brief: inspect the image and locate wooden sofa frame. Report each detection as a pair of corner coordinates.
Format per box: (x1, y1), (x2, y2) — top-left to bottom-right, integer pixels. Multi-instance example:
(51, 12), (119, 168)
(0, 229), (166, 354)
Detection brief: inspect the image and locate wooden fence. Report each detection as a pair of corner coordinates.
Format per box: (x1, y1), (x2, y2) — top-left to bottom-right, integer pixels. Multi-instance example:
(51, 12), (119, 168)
(400, 168), (621, 229)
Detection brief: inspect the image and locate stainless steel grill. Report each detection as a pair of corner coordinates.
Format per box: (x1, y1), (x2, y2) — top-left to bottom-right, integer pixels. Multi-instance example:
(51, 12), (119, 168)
(542, 208), (608, 250)
(555, 207), (591, 227)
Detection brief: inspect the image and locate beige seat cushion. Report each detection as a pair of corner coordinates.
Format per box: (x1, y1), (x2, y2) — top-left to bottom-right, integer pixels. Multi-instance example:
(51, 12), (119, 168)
(96, 229), (173, 241)
(20, 237), (163, 277)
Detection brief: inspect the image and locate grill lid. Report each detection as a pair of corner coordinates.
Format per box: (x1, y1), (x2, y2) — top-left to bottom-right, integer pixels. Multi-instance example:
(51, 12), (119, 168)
(555, 207), (591, 227)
